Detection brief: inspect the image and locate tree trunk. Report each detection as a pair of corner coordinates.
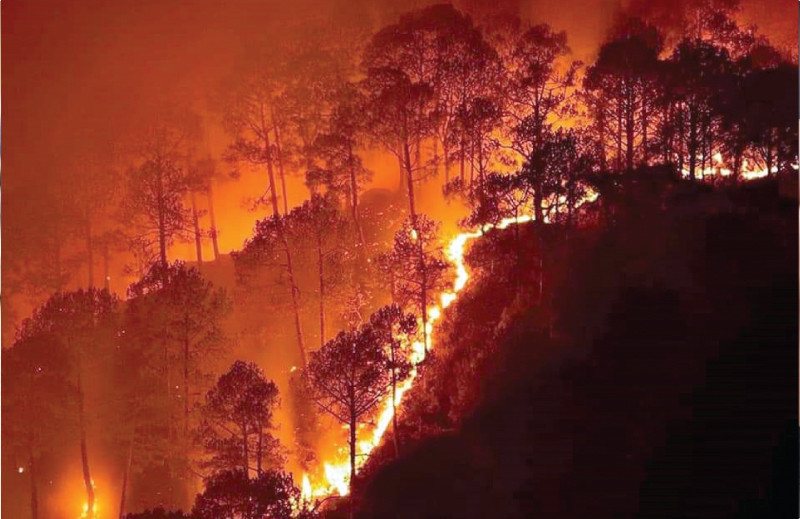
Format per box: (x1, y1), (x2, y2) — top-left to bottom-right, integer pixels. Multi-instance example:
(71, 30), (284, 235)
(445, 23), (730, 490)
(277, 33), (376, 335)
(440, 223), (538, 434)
(78, 372), (96, 519)
(206, 185), (220, 260)
(626, 85), (634, 173)
(263, 123), (280, 218)
(390, 344), (400, 459)
(118, 428), (135, 519)
(459, 129), (466, 183)
(403, 137), (429, 355)
(281, 227), (307, 366)
(688, 103), (698, 181)
(157, 165), (168, 266)
(533, 180), (544, 227)
(349, 411), (357, 518)
(272, 113), (290, 215)
(190, 191), (203, 264)
(443, 138), (450, 186)
(348, 142), (365, 249)
(642, 93), (649, 166)
(257, 428), (263, 475)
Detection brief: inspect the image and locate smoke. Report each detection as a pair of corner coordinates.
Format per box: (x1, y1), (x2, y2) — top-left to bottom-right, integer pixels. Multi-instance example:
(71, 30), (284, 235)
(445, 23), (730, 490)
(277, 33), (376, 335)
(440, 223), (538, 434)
(2, 0), (794, 327)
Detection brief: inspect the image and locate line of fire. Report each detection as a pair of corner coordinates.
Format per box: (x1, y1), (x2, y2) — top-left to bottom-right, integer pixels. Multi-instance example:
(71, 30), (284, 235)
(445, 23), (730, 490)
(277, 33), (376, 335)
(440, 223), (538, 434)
(2, 0), (798, 518)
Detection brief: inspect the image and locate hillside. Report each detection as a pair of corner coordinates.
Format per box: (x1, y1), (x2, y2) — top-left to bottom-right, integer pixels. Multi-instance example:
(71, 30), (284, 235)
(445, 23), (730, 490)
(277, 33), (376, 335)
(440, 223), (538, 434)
(352, 176), (797, 519)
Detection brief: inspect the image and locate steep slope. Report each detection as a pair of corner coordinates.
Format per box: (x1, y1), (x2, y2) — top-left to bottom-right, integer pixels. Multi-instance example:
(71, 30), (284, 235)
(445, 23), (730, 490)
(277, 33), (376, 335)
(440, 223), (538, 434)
(356, 178), (797, 519)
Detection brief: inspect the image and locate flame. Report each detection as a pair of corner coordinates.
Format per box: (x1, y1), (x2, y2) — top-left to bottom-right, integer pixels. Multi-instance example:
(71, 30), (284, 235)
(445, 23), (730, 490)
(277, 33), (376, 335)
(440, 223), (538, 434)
(301, 473), (313, 502)
(79, 479), (98, 519)
(298, 187), (601, 502)
(680, 152), (794, 180)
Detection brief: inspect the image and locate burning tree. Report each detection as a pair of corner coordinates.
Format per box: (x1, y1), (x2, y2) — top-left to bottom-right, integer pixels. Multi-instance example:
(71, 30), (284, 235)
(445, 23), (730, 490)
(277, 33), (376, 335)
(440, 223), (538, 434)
(198, 361), (284, 477)
(302, 321), (409, 496)
(366, 305), (417, 457)
(383, 215), (451, 354)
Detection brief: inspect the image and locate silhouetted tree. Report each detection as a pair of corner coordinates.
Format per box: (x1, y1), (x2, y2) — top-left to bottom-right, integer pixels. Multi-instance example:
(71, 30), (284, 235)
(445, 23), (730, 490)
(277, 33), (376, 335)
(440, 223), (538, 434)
(664, 39), (731, 179)
(302, 321), (409, 496)
(287, 194), (350, 346)
(125, 111), (202, 266)
(198, 361), (283, 477)
(192, 469), (297, 519)
(306, 83), (372, 249)
(367, 305), (417, 457)
(233, 215), (307, 366)
(2, 332), (74, 519)
(18, 289), (118, 519)
(128, 262), (231, 438)
(383, 215), (451, 355)
(584, 20), (663, 172)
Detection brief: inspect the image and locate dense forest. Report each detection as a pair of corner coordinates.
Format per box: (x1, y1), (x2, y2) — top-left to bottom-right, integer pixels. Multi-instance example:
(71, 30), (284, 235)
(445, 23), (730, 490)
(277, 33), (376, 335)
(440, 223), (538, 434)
(2, 0), (797, 518)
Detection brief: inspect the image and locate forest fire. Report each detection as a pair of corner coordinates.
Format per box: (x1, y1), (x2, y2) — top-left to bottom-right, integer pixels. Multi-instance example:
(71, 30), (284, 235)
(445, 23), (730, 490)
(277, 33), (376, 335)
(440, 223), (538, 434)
(3, 0), (796, 518)
(300, 188), (600, 503)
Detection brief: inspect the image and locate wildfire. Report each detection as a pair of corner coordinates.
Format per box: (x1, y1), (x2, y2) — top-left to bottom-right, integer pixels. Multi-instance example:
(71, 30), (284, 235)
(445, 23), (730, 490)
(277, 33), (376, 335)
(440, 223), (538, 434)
(299, 188), (600, 503)
(77, 478), (98, 519)
(680, 152), (788, 180)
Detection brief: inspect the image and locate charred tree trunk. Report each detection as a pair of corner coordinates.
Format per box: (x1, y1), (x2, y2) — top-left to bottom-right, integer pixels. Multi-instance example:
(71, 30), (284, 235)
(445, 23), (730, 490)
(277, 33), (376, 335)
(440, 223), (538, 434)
(206, 185), (220, 260)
